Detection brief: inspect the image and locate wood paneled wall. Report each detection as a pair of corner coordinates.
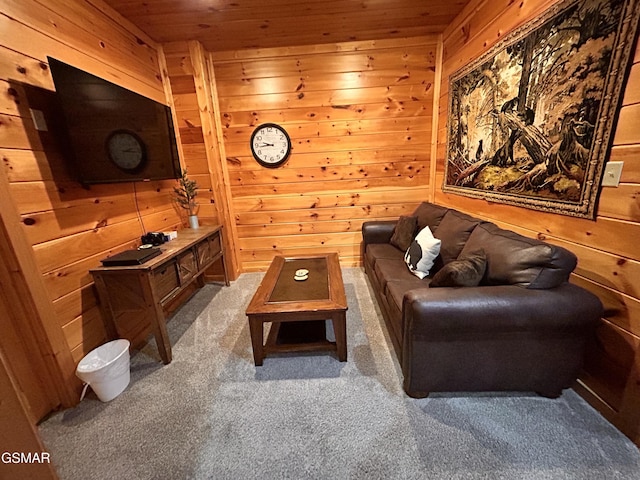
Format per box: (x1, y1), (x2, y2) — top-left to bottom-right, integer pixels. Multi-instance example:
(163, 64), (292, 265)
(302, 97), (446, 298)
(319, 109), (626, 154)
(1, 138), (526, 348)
(210, 37), (437, 271)
(160, 43), (219, 225)
(4, 0), (639, 450)
(0, 0), (182, 399)
(0, 347), (57, 480)
(161, 41), (240, 279)
(436, 0), (640, 444)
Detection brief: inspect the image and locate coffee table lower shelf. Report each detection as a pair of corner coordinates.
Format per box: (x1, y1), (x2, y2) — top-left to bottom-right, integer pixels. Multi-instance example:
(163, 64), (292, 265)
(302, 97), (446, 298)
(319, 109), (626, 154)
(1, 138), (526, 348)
(266, 320), (339, 358)
(248, 315), (347, 366)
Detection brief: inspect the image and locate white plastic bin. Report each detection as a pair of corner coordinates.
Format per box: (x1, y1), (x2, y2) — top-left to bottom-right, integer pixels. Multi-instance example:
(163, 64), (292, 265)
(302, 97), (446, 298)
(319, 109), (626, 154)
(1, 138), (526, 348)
(76, 339), (131, 402)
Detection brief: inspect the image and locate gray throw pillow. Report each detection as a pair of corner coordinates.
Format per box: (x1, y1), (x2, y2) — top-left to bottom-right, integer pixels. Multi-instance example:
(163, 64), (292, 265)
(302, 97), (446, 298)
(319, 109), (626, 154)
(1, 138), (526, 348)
(390, 215), (417, 252)
(429, 249), (487, 287)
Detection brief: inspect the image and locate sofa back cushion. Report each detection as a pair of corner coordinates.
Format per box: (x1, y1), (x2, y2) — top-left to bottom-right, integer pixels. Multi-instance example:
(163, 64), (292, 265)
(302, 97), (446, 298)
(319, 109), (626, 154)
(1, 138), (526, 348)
(412, 202), (449, 231)
(460, 222), (577, 289)
(432, 210), (481, 271)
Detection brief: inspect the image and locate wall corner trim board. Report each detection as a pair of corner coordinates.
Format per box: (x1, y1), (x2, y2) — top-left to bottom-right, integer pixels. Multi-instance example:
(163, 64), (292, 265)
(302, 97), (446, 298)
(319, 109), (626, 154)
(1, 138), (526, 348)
(188, 40), (240, 279)
(0, 347), (57, 480)
(0, 153), (78, 413)
(429, 34), (444, 204)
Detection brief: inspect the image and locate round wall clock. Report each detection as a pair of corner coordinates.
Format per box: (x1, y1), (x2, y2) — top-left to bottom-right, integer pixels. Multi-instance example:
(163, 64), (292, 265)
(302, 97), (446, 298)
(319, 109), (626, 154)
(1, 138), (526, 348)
(106, 129), (146, 172)
(250, 123), (291, 168)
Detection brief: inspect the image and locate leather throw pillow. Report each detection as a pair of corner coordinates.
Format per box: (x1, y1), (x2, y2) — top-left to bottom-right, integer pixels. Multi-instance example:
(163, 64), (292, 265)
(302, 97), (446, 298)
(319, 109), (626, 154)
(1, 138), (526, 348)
(430, 249), (487, 288)
(390, 215), (417, 252)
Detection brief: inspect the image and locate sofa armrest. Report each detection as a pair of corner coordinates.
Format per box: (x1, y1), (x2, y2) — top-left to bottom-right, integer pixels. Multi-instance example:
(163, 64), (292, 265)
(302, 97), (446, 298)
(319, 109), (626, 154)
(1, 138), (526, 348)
(399, 282), (602, 398)
(402, 283), (602, 337)
(362, 220), (397, 247)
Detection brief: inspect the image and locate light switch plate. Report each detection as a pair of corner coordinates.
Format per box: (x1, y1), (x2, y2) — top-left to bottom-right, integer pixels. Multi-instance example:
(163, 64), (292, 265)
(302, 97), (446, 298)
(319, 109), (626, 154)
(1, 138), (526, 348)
(602, 161), (623, 187)
(29, 108), (48, 131)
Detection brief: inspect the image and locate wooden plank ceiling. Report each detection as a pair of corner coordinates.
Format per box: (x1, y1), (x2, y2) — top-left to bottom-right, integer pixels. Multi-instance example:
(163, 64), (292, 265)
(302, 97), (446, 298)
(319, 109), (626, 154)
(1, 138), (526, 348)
(102, 0), (470, 51)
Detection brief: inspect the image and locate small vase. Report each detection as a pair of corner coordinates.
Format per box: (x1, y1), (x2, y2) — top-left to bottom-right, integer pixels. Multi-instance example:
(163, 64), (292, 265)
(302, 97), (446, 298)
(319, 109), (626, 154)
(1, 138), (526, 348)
(188, 215), (199, 229)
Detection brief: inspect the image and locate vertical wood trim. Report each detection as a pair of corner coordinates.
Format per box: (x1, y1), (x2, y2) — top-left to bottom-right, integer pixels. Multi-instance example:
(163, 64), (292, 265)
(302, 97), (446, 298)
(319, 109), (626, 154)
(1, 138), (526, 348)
(0, 230), (52, 421)
(207, 54), (241, 279)
(0, 155), (78, 408)
(157, 44), (187, 171)
(188, 41), (240, 279)
(429, 35), (444, 203)
(0, 348), (58, 480)
(618, 352), (640, 443)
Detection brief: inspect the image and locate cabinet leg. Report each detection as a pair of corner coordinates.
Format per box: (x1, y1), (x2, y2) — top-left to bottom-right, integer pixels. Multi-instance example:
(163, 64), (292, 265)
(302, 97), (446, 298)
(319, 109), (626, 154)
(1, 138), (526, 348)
(150, 305), (172, 364)
(153, 324), (172, 365)
(221, 256), (230, 286)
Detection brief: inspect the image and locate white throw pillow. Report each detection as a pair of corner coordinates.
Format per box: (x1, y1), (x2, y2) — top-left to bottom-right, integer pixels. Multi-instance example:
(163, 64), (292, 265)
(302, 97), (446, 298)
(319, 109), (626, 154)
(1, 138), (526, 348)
(404, 226), (441, 279)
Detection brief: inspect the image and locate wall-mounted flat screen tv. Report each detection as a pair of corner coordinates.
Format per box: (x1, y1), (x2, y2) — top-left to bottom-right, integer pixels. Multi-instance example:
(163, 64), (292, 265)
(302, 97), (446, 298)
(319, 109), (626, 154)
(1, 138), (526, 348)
(48, 57), (181, 184)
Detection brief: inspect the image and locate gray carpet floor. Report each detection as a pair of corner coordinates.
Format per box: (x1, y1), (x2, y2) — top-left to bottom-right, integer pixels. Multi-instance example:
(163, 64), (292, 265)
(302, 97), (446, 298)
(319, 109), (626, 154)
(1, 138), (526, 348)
(39, 268), (640, 479)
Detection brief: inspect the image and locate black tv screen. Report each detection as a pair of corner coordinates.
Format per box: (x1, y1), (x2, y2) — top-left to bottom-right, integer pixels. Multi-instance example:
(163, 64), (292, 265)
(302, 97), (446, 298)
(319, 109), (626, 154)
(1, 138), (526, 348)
(48, 57), (181, 184)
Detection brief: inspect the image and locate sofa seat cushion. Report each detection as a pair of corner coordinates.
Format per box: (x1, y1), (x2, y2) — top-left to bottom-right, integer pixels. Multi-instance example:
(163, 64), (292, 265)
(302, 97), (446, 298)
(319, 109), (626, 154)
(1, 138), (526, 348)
(386, 278), (428, 341)
(432, 210), (481, 271)
(365, 244), (404, 269)
(460, 222), (577, 289)
(387, 279), (428, 311)
(373, 258), (422, 292)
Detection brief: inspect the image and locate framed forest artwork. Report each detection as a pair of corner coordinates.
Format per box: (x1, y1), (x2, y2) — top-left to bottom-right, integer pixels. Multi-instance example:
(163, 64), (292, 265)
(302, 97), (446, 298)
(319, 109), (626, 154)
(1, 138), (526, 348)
(443, 0), (640, 218)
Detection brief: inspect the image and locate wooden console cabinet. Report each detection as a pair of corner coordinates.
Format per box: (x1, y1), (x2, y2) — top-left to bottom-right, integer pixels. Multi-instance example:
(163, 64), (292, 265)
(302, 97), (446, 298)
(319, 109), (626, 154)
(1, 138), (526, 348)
(90, 226), (228, 364)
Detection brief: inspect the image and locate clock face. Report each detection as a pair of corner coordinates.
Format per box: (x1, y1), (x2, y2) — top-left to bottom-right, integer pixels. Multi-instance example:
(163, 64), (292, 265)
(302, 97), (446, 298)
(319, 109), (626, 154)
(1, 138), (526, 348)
(250, 123), (291, 168)
(106, 130), (146, 172)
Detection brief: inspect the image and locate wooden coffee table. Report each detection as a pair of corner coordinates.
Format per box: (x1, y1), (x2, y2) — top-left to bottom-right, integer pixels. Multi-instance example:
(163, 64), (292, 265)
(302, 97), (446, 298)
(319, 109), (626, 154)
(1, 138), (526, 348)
(245, 253), (348, 366)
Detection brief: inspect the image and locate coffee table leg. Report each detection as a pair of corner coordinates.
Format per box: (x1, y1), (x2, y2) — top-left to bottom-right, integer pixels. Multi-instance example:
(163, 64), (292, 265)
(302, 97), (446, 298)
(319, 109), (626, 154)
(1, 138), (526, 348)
(332, 312), (347, 362)
(248, 315), (264, 366)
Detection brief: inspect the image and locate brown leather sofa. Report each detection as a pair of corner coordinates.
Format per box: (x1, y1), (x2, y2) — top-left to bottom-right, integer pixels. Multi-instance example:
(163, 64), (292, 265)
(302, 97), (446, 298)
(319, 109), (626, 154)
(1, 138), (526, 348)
(362, 202), (602, 398)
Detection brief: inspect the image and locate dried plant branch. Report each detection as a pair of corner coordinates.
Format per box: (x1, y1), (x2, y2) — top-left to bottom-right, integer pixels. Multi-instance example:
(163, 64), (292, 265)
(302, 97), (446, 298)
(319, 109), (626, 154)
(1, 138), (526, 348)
(173, 170), (198, 216)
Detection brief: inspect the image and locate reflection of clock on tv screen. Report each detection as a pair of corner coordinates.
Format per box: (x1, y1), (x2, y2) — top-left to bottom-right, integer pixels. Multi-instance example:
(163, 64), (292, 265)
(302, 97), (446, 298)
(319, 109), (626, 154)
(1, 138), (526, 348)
(106, 130), (147, 172)
(48, 56), (181, 184)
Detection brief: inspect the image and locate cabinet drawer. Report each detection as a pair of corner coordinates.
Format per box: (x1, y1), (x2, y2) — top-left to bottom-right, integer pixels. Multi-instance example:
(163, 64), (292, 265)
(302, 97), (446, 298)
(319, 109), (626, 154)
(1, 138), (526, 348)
(210, 233), (221, 255)
(196, 233), (221, 269)
(196, 239), (212, 269)
(152, 261), (179, 300)
(178, 249), (197, 282)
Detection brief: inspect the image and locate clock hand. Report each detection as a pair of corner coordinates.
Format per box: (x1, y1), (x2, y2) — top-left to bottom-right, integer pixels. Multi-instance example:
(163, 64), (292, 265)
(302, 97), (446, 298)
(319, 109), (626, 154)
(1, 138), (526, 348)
(258, 143), (274, 147)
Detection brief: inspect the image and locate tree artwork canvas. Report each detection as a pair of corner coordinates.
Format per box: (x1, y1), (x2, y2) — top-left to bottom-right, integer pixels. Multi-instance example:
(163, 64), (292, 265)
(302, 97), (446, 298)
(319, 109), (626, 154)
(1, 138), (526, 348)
(444, 0), (639, 218)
